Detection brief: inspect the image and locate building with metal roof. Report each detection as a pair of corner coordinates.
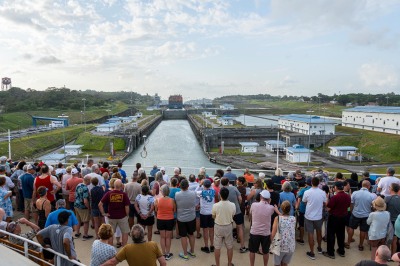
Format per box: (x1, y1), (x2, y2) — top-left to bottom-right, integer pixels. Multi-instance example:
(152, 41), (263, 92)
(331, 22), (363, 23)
(285, 144), (312, 163)
(342, 106), (400, 135)
(239, 142), (259, 153)
(278, 114), (338, 135)
(329, 146), (358, 158)
(265, 140), (286, 152)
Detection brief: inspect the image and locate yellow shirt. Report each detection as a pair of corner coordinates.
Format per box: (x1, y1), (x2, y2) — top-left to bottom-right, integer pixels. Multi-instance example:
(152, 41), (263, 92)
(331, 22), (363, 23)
(116, 241), (162, 266)
(212, 200), (236, 225)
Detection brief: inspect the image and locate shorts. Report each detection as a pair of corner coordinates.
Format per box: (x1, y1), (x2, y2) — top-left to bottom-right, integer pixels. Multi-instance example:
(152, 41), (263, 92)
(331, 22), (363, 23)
(370, 238), (385, 248)
(75, 208), (90, 223)
(248, 234), (271, 254)
(91, 209), (101, 217)
(157, 219), (175, 231)
(233, 213), (244, 225)
(298, 212), (305, 227)
(129, 203), (137, 218)
(177, 219), (196, 237)
(345, 211), (351, 227)
(349, 214), (369, 232)
(200, 214), (214, 228)
(304, 218), (323, 233)
(108, 216), (130, 234)
(274, 251), (294, 265)
(138, 215), (155, 226)
(24, 198), (33, 212)
(214, 224), (234, 249)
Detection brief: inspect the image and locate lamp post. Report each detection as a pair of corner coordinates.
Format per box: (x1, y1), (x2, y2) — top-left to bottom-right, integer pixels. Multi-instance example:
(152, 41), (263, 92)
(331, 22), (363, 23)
(306, 110), (314, 167)
(82, 98), (86, 132)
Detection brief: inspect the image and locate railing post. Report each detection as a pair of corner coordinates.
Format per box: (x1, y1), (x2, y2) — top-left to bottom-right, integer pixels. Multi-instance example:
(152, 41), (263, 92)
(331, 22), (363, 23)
(57, 255), (62, 266)
(24, 241), (28, 258)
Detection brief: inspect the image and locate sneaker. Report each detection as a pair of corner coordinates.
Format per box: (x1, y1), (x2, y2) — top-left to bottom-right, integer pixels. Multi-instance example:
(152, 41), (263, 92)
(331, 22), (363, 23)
(201, 247), (210, 253)
(317, 247), (323, 254)
(210, 246), (215, 252)
(306, 251), (315, 260)
(179, 253), (189, 261)
(187, 251), (196, 258)
(296, 239), (305, 245)
(83, 235), (93, 239)
(322, 251), (335, 259)
(240, 247), (249, 253)
(165, 253), (173, 260)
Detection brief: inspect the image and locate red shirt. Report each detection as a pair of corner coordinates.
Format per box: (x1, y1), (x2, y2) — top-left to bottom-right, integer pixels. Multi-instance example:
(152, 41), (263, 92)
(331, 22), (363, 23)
(66, 177), (83, 202)
(101, 190), (130, 219)
(35, 175), (55, 202)
(327, 191), (351, 217)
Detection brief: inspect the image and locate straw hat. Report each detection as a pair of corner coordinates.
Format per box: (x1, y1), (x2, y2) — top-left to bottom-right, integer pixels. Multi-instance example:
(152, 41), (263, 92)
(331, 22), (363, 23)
(373, 197), (386, 211)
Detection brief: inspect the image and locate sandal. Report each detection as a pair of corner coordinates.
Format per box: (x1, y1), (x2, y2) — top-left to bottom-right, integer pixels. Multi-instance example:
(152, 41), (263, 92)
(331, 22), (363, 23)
(344, 243), (350, 249)
(358, 245), (364, 251)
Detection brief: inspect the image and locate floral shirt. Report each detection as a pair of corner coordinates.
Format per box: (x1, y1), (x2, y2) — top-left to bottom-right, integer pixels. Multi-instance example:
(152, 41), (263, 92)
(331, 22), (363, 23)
(279, 215), (296, 253)
(74, 183), (89, 209)
(0, 187), (13, 218)
(9, 230), (40, 251)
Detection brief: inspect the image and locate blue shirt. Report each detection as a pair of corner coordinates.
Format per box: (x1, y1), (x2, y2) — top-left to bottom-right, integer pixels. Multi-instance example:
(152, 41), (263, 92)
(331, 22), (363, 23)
(297, 186), (311, 214)
(279, 191), (296, 216)
(150, 168), (160, 177)
(352, 188), (377, 218)
(19, 173), (35, 198)
(118, 169), (127, 184)
(90, 186), (104, 210)
(169, 187), (181, 199)
(223, 172), (237, 182)
(45, 208), (79, 228)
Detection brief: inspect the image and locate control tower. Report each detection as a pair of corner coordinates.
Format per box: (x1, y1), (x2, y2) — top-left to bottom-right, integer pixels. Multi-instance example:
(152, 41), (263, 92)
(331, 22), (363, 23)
(1, 77), (11, 91)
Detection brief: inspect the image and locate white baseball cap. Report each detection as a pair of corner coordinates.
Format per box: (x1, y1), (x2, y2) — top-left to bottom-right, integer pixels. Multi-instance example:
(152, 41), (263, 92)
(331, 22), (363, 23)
(260, 190), (270, 199)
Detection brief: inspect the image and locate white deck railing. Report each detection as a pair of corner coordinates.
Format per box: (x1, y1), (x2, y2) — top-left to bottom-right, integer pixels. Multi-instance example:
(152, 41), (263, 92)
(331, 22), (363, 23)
(0, 229), (86, 266)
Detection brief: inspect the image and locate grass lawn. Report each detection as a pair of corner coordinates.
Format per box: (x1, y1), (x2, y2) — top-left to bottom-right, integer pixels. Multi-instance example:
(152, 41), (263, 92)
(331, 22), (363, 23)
(328, 126), (400, 163)
(75, 133), (125, 152)
(0, 125), (90, 160)
(0, 101), (130, 130)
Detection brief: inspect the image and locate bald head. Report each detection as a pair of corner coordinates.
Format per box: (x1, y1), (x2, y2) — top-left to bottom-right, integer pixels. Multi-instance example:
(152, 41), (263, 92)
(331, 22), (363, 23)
(362, 180), (371, 188)
(114, 179), (123, 189)
(376, 245), (391, 261)
(83, 175), (91, 185)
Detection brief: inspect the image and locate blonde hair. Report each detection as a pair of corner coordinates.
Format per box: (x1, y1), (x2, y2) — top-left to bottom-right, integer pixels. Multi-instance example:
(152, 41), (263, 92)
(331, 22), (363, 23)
(98, 224), (114, 240)
(112, 172), (122, 180)
(109, 178), (117, 189)
(141, 179), (148, 186)
(275, 168), (283, 176)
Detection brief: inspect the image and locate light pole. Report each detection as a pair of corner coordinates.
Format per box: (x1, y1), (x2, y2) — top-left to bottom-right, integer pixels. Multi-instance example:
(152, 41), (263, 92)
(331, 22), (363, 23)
(82, 98), (86, 132)
(306, 110), (314, 167)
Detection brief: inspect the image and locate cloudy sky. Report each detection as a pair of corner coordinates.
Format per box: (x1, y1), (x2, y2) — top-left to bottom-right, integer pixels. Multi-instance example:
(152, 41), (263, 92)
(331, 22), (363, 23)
(0, 0), (399, 100)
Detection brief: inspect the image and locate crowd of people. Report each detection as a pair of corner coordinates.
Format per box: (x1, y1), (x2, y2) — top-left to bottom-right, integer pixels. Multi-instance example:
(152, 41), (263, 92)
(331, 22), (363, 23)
(1, 155), (400, 266)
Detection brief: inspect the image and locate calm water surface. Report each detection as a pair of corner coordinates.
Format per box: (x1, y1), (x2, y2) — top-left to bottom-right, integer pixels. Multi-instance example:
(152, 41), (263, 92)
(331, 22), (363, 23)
(124, 120), (225, 177)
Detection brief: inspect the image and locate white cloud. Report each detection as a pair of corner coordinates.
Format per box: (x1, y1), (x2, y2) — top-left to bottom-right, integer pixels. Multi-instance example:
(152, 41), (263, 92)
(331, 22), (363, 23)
(359, 63), (399, 88)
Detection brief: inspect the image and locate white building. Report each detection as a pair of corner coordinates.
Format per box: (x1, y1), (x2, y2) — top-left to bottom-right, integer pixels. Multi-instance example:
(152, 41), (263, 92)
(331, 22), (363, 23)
(239, 142), (259, 153)
(285, 144), (312, 163)
(278, 114), (338, 135)
(64, 145), (83, 155)
(265, 140), (286, 152)
(220, 104), (234, 110)
(202, 111), (212, 117)
(39, 154), (67, 165)
(329, 146), (358, 158)
(218, 116), (234, 126)
(135, 112), (143, 118)
(342, 106), (400, 135)
(96, 123), (118, 132)
(49, 121), (64, 128)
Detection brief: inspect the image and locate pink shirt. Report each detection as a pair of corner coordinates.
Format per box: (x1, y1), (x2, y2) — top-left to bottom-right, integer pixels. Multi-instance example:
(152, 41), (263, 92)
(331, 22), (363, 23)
(250, 201), (274, 236)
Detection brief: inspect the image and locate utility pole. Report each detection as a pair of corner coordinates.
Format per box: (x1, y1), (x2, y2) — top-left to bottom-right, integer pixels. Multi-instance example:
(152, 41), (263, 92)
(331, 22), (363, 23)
(82, 98), (86, 132)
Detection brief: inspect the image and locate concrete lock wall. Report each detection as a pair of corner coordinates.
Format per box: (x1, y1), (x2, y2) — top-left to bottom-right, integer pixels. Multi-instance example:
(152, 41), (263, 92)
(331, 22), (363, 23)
(163, 110), (188, 119)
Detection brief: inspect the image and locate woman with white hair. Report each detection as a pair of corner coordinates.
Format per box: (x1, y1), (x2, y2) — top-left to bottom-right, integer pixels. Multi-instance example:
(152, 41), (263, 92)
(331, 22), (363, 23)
(279, 182), (296, 216)
(272, 168), (285, 184)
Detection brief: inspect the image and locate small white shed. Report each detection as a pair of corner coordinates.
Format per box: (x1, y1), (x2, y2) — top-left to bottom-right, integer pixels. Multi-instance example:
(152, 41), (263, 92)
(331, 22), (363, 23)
(64, 145), (83, 155)
(265, 140), (286, 152)
(285, 144), (312, 163)
(219, 116), (234, 126)
(329, 146), (358, 158)
(239, 142), (259, 153)
(39, 154), (67, 165)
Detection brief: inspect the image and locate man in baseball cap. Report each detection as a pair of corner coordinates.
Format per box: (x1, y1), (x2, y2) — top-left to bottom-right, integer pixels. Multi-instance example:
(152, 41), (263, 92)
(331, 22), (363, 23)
(249, 190), (275, 266)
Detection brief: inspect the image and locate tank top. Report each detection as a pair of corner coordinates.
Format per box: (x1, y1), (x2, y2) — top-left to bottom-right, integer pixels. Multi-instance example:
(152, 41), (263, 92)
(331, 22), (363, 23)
(37, 199), (48, 229)
(157, 197), (174, 220)
(35, 175), (55, 202)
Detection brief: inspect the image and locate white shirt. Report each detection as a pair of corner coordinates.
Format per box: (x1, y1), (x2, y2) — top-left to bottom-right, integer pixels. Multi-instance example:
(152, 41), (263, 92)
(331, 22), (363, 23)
(163, 174), (170, 184)
(378, 176), (400, 197)
(303, 187), (327, 221)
